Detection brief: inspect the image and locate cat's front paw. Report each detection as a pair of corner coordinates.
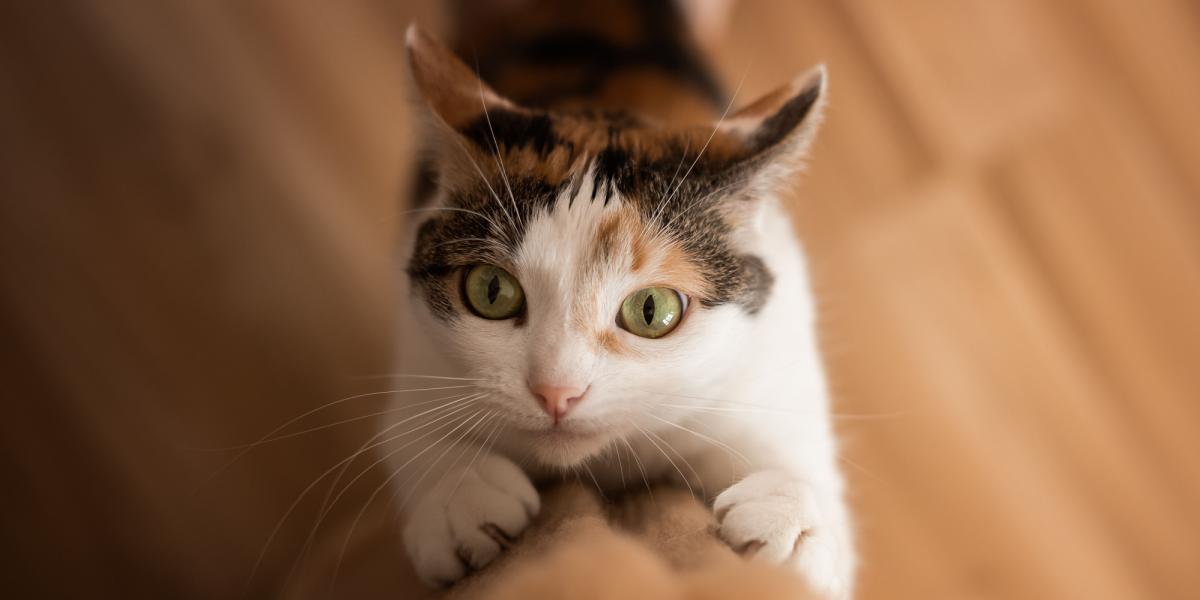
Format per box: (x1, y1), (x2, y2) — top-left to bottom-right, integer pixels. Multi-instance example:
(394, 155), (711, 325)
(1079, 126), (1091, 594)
(715, 470), (853, 599)
(402, 453), (539, 587)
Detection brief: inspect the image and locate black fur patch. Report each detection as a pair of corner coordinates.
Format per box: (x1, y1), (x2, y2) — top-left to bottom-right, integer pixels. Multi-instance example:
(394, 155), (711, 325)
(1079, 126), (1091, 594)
(459, 108), (560, 157)
(407, 176), (565, 319)
(749, 83), (821, 155)
(409, 132), (777, 320)
(471, 0), (725, 108)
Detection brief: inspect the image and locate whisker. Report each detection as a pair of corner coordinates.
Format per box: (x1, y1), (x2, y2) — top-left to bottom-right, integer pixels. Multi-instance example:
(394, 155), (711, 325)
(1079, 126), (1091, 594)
(397, 206), (506, 241)
(475, 65), (522, 230)
(349, 371), (485, 382)
(302, 395), (486, 540)
(640, 388), (909, 421)
(645, 412), (751, 467)
(651, 65), (749, 224)
(198, 384), (477, 490)
(447, 413), (506, 501)
(644, 426), (706, 499)
(202, 391), (479, 452)
(427, 113), (518, 246)
(395, 409), (497, 512)
(331, 407), (489, 585)
(278, 392), (481, 587)
(428, 236), (504, 253)
(244, 393), (483, 594)
(631, 421), (695, 499)
(581, 461), (607, 502)
(618, 431), (654, 502)
(656, 402), (909, 421)
(612, 441), (627, 491)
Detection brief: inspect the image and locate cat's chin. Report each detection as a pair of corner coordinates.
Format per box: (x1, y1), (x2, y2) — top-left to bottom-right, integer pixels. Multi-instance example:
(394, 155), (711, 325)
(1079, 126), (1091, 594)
(519, 426), (611, 468)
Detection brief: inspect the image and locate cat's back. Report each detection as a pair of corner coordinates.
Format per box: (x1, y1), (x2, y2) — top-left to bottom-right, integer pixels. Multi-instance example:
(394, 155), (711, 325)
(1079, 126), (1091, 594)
(444, 0), (725, 126)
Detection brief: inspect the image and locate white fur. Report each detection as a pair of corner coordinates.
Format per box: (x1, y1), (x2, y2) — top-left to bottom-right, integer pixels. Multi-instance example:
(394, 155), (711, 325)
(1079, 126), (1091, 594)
(385, 175), (854, 596)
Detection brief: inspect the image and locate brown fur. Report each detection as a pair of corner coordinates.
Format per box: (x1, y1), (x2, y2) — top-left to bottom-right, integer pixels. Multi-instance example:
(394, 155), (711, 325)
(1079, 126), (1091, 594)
(406, 1), (824, 321)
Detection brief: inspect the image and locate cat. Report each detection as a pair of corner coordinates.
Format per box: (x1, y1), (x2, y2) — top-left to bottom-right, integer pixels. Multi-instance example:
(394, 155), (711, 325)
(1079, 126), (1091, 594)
(386, 2), (853, 597)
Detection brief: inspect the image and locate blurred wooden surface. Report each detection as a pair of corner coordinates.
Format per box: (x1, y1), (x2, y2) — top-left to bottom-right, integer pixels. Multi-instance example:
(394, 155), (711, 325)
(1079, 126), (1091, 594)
(1, 0), (1198, 598)
(721, 1), (1200, 599)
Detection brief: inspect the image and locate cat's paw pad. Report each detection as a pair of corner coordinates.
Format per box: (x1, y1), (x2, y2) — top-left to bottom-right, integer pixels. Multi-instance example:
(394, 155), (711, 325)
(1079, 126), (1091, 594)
(714, 470), (851, 599)
(402, 453), (539, 587)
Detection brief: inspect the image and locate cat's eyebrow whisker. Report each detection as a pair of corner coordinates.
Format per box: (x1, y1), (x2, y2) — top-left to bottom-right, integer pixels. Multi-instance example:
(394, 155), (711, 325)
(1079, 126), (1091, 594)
(650, 65), (749, 225)
(663, 135), (693, 204)
(644, 413), (752, 467)
(428, 115), (519, 245)
(398, 206), (507, 241)
(245, 394), (484, 594)
(428, 236), (505, 253)
(476, 69), (523, 230)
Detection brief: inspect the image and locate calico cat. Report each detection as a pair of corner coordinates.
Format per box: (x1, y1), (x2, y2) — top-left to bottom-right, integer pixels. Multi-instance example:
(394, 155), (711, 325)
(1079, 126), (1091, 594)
(388, 1), (853, 596)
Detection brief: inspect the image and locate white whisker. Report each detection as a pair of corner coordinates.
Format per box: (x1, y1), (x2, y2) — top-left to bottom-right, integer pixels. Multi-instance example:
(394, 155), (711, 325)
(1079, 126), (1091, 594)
(631, 421), (695, 499)
(447, 413), (507, 501)
(645, 412), (751, 467)
(651, 65), (749, 225)
(643, 426), (706, 499)
(199, 384), (478, 490)
(477, 71), (522, 230)
(244, 393), (483, 594)
(331, 407), (490, 584)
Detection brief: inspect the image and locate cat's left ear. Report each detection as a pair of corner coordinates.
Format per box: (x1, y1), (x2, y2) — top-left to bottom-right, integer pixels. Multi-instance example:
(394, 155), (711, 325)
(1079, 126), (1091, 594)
(405, 23), (513, 130)
(717, 65), (828, 185)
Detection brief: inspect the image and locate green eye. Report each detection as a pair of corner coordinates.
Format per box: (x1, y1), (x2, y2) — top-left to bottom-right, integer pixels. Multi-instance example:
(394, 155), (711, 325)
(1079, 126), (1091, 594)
(463, 264), (525, 319)
(618, 287), (685, 339)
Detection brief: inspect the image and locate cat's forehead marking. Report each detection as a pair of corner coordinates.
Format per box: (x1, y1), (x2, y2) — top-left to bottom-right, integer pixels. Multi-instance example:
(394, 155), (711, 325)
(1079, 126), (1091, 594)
(407, 110), (777, 321)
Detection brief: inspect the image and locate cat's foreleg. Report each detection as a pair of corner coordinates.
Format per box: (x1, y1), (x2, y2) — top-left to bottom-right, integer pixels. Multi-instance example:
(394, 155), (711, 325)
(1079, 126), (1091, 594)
(398, 443), (539, 586)
(705, 446), (855, 599)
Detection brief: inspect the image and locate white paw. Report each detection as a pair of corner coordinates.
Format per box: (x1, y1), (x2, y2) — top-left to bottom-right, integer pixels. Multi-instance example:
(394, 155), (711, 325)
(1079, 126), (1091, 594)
(402, 453), (539, 587)
(714, 470), (853, 599)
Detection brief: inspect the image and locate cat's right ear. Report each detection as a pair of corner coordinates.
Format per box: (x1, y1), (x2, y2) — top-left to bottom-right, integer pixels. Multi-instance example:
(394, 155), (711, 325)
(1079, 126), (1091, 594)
(405, 24), (512, 130)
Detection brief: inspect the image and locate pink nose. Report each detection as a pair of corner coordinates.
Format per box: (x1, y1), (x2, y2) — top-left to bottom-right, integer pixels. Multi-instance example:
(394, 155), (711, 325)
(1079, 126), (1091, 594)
(529, 383), (587, 425)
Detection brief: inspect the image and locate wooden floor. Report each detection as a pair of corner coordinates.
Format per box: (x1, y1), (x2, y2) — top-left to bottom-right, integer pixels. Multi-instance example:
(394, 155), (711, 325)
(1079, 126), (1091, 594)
(2, 1), (1197, 598)
(718, 1), (1200, 598)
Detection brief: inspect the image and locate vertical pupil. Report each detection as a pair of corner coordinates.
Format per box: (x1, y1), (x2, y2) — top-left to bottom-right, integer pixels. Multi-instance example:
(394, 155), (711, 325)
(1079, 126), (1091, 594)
(486, 275), (500, 304)
(642, 294), (656, 325)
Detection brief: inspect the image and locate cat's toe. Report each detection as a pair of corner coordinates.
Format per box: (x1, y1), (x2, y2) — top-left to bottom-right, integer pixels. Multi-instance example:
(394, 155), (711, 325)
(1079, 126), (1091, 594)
(402, 454), (539, 586)
(714, 470), (852, 599)
(715, 473), (814, 563)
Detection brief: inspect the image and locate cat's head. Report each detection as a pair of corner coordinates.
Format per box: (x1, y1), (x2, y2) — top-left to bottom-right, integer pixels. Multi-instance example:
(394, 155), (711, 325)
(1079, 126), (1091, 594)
(402, 25), (825, 468)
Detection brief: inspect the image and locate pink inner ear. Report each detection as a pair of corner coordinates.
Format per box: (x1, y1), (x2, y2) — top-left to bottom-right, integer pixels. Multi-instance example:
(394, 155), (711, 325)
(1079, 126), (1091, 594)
(405, 23), (513, 129)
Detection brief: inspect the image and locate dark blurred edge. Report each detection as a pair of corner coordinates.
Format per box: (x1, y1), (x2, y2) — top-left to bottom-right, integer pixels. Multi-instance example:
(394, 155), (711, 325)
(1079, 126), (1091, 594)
(0, 2), (419, 597)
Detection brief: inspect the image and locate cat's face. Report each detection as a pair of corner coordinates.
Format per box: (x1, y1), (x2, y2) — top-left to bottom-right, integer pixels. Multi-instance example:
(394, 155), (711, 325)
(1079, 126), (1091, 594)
(403, 27), (825, 468)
